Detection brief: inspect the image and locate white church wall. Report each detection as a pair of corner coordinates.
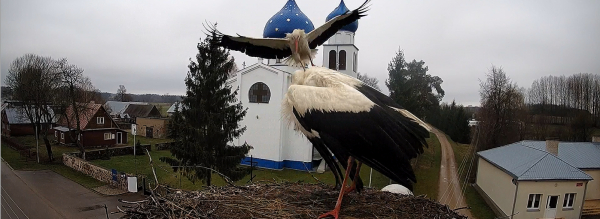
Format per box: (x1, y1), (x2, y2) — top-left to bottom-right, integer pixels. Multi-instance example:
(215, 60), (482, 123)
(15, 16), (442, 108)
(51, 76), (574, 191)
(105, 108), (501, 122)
(237, 66), (287, 169)
(281, 124), (314, 170)
(327, 31), (355, 45)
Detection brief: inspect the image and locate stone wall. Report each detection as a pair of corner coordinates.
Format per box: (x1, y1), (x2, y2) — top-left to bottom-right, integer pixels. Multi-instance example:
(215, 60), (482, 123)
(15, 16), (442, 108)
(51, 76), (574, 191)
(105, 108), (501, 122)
(84, 144), (151, 161)
(63, 153), (130, 191)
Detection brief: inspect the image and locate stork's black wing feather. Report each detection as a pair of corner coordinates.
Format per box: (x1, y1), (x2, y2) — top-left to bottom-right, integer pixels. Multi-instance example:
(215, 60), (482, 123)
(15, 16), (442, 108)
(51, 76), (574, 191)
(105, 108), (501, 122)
(297, 105), (427, 190)
(294, 109), (364, 192)
(307, 0), (370, 49)
(309, 137), (344, 189)
(205, 24), (292, 59)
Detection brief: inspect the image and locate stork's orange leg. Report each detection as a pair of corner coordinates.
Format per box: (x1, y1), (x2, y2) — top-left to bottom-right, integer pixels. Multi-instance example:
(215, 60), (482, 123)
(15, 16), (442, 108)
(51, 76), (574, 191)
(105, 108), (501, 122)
(342, 160), (362, 196)
(318, 157), (355, 219)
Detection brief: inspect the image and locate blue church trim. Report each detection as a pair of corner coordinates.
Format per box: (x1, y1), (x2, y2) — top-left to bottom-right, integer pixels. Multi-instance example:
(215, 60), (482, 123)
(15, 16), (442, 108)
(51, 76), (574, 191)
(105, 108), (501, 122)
(241, 157), (312, 171)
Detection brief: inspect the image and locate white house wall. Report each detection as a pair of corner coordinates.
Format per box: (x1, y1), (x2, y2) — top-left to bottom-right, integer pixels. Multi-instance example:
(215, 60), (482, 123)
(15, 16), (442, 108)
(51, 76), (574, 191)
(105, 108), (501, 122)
(514, 180), (587, 219)
(583, 169), (600, 200)
(476, 158), (516, 216)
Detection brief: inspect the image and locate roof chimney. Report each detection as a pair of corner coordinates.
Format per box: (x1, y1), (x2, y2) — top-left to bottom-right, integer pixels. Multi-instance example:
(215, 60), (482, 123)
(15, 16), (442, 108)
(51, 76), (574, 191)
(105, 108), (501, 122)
(593, 136), (600, 143)
(546, 137), (559, 156)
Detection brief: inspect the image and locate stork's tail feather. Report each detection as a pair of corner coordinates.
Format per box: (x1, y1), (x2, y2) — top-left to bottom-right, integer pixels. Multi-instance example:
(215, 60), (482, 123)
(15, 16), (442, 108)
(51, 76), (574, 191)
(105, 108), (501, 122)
(283, 57), (304, 67)
(397, 109), (432, 132)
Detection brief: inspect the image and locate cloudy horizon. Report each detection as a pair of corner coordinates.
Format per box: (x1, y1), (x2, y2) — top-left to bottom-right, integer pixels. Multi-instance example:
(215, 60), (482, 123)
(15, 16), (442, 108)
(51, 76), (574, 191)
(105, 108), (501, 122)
(2, 0), (599, 106)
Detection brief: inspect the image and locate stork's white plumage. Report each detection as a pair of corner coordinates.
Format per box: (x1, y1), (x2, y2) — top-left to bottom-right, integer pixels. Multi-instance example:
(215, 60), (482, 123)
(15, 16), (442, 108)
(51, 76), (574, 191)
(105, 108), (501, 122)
(282, 66), (429, 219)
(206, 0), (370, 68)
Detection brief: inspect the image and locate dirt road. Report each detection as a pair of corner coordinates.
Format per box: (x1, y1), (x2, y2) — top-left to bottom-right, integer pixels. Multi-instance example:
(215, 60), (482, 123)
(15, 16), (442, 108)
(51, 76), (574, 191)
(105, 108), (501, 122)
(434, 129), (474, 218)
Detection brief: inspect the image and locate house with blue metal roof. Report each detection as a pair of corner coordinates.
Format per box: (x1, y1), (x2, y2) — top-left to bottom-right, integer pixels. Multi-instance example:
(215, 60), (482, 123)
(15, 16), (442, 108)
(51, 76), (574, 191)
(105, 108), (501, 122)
(1, 102), (57, 136)
(475, 138), (600, 219)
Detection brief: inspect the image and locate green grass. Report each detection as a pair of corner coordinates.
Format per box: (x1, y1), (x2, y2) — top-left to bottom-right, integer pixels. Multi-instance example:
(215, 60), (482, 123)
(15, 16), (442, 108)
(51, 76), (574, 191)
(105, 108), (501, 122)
(126, 133), (172, 148)
(448, 136), (496, 219)
(412, 133), (441, 199)
(1, 138), (106, 189)
(91, 147), (392, 190)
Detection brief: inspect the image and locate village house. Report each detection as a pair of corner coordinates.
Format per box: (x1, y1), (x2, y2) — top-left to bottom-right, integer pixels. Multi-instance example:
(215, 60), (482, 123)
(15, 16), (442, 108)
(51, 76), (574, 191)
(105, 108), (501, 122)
(135, 117), (169, 139)
(53, 102), (128, 147)
(166, 102), (181, 117)
(1, 101), (57, 137)
(475, 137), (600, 219)
(104, 101), (161, 125)
(123, 104), (161, 123)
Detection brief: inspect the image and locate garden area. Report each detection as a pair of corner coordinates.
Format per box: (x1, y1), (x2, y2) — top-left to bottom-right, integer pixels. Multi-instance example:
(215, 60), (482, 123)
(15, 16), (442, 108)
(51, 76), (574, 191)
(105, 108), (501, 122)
(2, 132), (406, 192)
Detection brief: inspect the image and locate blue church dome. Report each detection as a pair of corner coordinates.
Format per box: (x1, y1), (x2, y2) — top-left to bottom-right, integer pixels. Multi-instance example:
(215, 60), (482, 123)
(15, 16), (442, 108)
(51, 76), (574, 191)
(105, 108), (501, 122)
(263, 0), (315, 38)
(326, 0), (358, 33)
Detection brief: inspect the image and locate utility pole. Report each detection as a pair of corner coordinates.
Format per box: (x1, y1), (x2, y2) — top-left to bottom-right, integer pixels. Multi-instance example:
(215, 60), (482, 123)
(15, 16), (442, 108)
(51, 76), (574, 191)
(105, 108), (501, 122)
(132, 124), (137, 174)
(35, 125), (39, 163)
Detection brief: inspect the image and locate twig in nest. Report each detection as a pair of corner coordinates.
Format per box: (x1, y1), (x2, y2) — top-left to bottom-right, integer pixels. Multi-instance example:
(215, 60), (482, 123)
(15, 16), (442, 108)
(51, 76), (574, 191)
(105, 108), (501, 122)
(145, 148), (160, 190)
(119, 199), (149, 204)
(169, 165), (238, 187)
(302, 161), (325, 185)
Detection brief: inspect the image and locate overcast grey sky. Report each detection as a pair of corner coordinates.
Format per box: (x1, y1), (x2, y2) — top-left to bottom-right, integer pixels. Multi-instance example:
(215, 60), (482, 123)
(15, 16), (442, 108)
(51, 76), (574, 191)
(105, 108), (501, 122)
(2, 0), (599, 106)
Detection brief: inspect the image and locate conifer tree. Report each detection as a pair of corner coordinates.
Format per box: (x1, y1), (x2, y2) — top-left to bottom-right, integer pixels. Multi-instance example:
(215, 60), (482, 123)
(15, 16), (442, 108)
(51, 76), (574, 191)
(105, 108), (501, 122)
(385, 48), (445, 118)
(162, 31), (250, 186)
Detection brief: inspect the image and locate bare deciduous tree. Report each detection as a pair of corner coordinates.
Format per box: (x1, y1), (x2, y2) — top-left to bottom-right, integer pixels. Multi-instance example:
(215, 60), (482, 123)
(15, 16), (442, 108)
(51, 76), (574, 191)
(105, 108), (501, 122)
(5, 54), (61, 161)
(56, 59), (96, 159)
(526, 73), (600, 141)
(116, 85), (132, 102)
(477, 66), (526, 151)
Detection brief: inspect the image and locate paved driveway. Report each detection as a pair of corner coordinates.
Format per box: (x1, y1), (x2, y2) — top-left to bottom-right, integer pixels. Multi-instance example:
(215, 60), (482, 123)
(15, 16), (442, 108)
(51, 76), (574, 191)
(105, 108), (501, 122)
(1, 161), (145, 219)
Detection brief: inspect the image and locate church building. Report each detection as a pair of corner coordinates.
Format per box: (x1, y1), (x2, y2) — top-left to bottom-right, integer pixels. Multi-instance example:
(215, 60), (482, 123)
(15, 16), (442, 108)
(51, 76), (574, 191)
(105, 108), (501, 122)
(227, 0), (361, 170)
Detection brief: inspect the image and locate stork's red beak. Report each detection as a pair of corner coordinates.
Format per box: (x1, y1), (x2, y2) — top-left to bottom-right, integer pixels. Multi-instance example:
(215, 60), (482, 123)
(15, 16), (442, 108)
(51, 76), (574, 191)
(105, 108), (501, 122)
(294, 38), (298, 53)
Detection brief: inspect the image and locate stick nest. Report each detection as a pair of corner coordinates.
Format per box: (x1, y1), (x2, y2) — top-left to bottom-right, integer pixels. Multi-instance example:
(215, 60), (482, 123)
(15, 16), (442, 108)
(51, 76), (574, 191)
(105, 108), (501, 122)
(117, 182), (467, 219)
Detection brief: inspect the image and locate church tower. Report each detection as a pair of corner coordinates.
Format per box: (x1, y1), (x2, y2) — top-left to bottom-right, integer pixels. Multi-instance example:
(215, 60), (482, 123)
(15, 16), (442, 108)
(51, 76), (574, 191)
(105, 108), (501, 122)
(261, 0), (314, 73)
(323, 0), (359, 78)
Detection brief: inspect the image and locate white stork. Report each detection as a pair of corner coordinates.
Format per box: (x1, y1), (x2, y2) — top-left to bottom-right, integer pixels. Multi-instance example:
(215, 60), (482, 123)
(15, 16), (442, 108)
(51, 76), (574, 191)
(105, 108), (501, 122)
(282, 66), (430, 219)
(205, 0), (370, 68)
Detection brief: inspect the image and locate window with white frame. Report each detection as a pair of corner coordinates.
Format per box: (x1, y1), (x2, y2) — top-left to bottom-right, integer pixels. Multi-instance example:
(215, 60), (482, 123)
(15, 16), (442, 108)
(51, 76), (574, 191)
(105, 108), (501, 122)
(563, 193), (575, 208)
(527, 194), (542, 209)
(61, 133), (64, 140)
(97, 117), (105, 125)
(104, 132), (112, 140)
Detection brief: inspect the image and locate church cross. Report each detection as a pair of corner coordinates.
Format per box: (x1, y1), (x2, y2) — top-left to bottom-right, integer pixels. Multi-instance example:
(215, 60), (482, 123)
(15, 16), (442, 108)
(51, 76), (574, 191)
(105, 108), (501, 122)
(252, 83), (269, 103)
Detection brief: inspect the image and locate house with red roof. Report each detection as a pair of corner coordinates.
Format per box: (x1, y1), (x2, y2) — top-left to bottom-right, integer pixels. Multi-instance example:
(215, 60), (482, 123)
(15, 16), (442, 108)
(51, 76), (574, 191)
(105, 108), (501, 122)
(53, 102), (128, 147)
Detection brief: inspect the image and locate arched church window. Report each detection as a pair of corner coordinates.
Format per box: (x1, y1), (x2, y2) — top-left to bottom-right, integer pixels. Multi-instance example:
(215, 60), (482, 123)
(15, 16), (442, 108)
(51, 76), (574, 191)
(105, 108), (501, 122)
(339, 50), (347, 70)
(353, 52), (357, 72)
(248, 82), (271, 103)
(328, 50), (337, 70)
